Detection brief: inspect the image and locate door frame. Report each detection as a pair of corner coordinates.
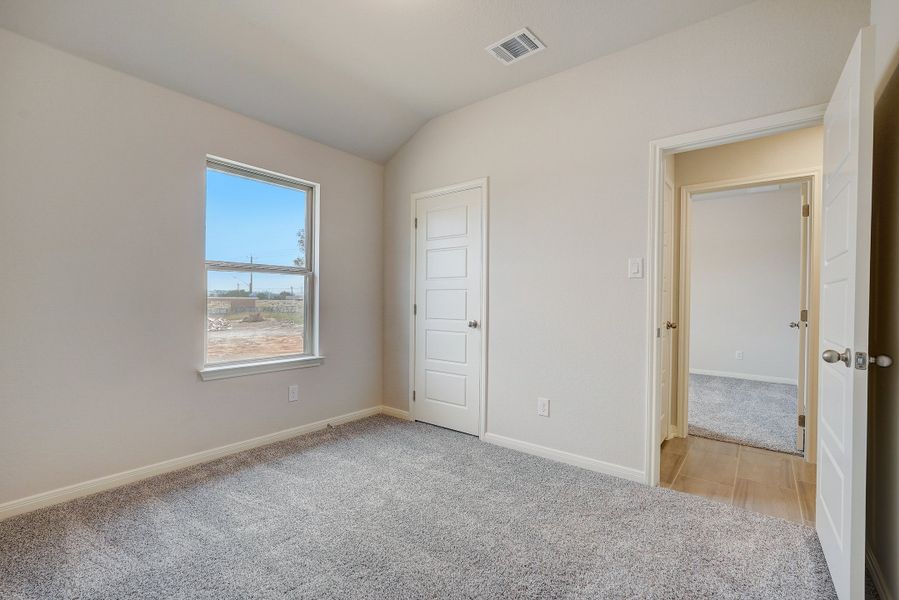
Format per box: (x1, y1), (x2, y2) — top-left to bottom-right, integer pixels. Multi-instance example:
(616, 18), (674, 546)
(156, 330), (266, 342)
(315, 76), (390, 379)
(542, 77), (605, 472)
(408, 178), (490, 438)
(675, 172), (819, 450)
(645, 105), (826, 485)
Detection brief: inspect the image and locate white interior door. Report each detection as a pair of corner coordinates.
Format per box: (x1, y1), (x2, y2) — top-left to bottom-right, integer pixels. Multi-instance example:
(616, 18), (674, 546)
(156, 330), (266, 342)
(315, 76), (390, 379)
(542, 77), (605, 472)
(817, 27), (874, 600)
(659, 154), (676, 443)
(413, 182), (484, 436)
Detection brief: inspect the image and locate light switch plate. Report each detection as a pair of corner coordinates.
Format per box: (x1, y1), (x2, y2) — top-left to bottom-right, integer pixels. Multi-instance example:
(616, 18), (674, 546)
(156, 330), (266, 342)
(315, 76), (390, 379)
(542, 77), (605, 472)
(628, 257), (644, 279)
(288, 385), (299, 402)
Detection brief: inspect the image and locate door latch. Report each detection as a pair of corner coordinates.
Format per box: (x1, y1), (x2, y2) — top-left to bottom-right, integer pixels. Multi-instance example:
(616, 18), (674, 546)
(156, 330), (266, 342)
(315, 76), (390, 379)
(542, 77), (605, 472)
(855, 352), (894, 370)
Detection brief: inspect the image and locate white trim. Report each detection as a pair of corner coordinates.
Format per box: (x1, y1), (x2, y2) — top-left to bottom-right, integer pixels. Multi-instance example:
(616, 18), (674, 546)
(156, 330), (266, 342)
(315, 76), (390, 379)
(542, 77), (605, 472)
(380, 405), (413, 421)
(689, 368), (798, 386)
(409, 178), (490, 438)
(0, 405), (399, 521)
(198, 355), (324, 380)
(866, 545), (895, 600)
(483, 433), (644, 483)
(644, 104), (827, 486)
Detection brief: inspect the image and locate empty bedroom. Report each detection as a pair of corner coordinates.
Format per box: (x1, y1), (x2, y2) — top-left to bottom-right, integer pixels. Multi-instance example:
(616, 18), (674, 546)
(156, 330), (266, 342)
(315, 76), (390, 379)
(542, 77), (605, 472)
(2, 1), (898, 599)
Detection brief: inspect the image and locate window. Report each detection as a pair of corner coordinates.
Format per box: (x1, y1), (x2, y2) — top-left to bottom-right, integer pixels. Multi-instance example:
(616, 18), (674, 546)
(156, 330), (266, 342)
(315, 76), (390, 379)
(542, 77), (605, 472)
(202, 157), (318, 376)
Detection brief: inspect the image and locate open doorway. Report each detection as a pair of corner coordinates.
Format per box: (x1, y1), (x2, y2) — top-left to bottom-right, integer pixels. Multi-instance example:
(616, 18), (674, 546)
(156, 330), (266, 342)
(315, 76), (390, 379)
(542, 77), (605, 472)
(651, 121), (824, 524)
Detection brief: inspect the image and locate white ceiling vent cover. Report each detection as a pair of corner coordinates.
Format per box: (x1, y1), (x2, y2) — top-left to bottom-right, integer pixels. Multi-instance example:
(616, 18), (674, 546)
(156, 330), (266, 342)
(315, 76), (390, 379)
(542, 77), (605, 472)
(486, 28), (545, 65)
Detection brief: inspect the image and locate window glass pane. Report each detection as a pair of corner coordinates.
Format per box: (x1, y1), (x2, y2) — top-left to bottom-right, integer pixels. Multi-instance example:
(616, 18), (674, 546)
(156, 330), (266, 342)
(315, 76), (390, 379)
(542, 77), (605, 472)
(206, 271), (306, 364)
(206, 168), (308, 268)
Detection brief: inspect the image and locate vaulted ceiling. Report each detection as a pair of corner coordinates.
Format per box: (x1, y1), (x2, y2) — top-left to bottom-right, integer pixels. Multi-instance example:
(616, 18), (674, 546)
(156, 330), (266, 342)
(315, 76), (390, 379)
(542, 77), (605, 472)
(0, 0), (756, 162)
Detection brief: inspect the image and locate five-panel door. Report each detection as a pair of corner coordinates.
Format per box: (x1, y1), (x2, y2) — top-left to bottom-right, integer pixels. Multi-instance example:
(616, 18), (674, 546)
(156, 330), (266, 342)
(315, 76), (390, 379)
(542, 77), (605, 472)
(413, 184), (483, 436)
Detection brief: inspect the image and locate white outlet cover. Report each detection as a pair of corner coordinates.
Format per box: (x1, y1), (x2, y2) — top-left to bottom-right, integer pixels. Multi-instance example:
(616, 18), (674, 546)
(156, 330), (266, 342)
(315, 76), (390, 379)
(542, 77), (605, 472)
(537, 397), (550, 417)
(735, 351), (744, 360)
(288, 385), (299, 402)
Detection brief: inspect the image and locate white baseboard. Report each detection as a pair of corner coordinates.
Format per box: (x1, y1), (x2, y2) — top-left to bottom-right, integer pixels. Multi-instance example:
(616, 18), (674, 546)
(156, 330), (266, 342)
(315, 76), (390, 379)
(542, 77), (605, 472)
(0, 405), (395, 521)
(867, 544), (895, 600)
(380, 405), (412, 420)
(689, 368), (798, 386)
(482, 432), (645, 483)
(2, 405), (643, 521)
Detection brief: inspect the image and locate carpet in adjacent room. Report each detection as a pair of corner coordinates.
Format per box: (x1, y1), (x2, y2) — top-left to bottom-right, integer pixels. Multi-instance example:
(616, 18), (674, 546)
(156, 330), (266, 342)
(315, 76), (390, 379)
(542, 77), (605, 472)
(689, 373), (800, 455)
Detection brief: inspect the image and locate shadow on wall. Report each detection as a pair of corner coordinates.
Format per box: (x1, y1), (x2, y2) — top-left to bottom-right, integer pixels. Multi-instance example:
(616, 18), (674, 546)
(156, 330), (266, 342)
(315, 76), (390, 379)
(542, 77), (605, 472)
(868, 61), (899, 600)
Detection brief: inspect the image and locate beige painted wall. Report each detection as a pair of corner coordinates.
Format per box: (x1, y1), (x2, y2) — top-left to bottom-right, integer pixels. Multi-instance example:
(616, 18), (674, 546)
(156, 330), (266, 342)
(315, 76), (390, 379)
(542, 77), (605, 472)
(872, 0), (899, 101)
(868, 46), (899, 600)
(0, 29), (384, 505)
(382, 0), (866, 474)
(674, 127), (824, 186)
(674, 126), (823, 460)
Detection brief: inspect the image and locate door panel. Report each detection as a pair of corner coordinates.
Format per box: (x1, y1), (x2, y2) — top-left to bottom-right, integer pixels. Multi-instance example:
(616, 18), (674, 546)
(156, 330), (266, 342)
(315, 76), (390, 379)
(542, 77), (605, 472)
(816, 27), (874, 600)
(414, 184), (484, 436)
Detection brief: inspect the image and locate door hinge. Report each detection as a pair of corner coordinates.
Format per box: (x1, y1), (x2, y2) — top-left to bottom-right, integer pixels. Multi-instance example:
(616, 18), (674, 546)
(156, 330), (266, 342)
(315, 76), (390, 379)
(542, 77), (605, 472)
(800, 309), (808, 322)
(413, 303), (417, 316)
(798, 414), (806, 428)
(414, 217), (418, 228)
(412, 390), (416, 402)
(802, 204), (810, 217)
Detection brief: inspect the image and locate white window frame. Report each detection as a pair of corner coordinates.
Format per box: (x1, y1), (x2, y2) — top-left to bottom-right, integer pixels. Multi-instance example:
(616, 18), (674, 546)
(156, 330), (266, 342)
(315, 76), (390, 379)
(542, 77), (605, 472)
(199, 156), (322, 380)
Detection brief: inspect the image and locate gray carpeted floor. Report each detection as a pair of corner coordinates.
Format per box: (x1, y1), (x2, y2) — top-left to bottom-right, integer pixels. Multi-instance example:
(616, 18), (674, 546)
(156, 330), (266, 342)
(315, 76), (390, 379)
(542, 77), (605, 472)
(0, 415), (835, 599)
(689, 373), (800, 455)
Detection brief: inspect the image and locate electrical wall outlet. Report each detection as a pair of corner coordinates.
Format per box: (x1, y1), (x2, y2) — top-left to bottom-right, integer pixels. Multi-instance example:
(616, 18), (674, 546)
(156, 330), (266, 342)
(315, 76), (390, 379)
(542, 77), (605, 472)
(537, 397), (550, 417)
(288, 385), (299, 403)
(735, 351), (744, 360)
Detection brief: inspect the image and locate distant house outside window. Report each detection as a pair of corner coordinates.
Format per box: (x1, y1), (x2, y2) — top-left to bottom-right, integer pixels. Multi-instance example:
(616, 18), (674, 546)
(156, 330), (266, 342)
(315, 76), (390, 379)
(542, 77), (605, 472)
(204, 157), (316, 369)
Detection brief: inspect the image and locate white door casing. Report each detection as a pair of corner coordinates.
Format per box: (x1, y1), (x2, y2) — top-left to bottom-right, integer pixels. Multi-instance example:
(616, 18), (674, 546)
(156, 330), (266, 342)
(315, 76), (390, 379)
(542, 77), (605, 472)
(412, 181), (486, 436)
(817, 27), (874, 600)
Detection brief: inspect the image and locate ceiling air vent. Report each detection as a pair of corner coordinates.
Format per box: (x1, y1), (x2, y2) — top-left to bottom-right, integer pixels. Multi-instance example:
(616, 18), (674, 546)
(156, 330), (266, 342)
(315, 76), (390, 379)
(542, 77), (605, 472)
(486, 28), (545, 65)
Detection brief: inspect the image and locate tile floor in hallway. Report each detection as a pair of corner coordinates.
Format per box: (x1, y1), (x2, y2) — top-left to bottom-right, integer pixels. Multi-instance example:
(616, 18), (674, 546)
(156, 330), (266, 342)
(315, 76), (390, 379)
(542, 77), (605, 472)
(661, 434), (815, 525)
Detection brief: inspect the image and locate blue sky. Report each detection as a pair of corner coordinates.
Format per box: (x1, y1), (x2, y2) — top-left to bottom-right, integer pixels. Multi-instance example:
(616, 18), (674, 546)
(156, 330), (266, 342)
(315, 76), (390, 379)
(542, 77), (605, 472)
(206, 168), (307, 295)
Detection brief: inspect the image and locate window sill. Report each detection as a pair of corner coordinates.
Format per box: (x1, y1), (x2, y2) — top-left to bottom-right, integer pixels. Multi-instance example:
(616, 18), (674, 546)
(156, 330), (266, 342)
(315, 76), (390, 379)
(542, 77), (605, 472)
(199, 356), (324, 381)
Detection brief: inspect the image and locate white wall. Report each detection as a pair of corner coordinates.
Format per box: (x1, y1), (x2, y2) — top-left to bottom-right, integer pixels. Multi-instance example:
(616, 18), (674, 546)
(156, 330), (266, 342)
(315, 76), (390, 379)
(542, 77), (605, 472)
(688, 187), (802, 384)
(0, 29), (383, 505)
(383, 0), (868, 474)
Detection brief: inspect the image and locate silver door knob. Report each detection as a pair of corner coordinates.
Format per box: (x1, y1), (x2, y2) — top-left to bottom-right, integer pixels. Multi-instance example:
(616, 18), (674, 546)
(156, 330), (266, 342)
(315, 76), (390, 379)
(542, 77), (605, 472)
(468, 320), (479, 329)
(789, 321), (801, 328)
(665, 321), (677, 330)
(870, 354), (893, 368)
(822, 348), (851, 366)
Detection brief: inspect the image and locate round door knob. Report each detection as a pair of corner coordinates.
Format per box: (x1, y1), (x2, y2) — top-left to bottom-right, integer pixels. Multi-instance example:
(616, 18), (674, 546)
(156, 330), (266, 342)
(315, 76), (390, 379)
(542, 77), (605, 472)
(822, 348), (851, 366)
(665, 321), (678, 330)
(789, 321), (801, 328)
(871, 355), (893, 368)
(468, 320), (479, 329)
